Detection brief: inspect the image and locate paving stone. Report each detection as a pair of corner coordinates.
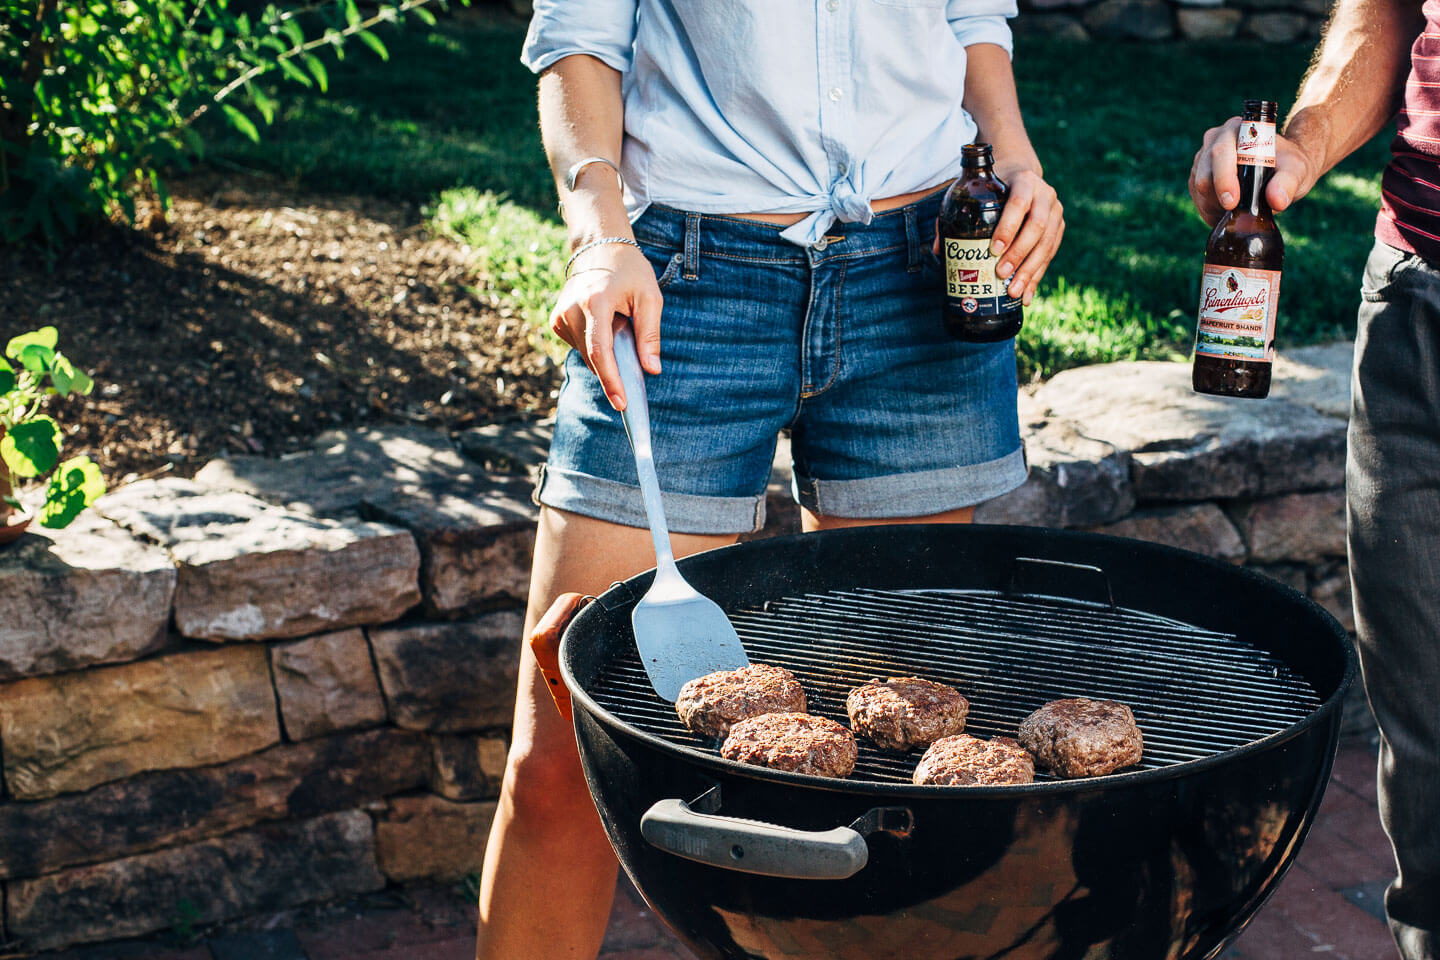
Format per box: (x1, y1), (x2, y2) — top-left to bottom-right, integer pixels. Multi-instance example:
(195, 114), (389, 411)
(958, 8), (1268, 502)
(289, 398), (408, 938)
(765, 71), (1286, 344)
(456, 415), (554, 478)
(0, 645), (280, 800)
(39, 941), (214, 960)
(1227, 490), (1346, 564)
(1087, 503), (1245, 563)
(1175, 7), (1243, 38)
(369, 611), (523, 732)
(0, 729), (427, 879)
(1242, 11), (1308, 40)
(1310, 566), (1356, 634)
(1340, 880), (1391, 923)
(6, 810), (384, 952)
(208, 929), (308, 960)
(272, 629), (387, 740)
(975, 393), (1134, 528)
(194, 425), (482, 516)
(100, 478), (420, 641)
(1247, 562), (1308, 594)
(361, 478), (537, 616)
(1271, 341), (1354, 421)
(0, 511), (175, 681)
(374, 794), (498, 883)
(428, 733), (509, 801)
(1082, 0), (1174, 39)
(1032, 361), (1347, 501)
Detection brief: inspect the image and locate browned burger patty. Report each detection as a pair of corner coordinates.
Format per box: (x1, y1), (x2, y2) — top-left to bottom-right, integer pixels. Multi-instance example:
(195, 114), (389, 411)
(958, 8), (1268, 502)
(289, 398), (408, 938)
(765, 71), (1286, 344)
(720, 713), (857, 778)
(1018, 698), (1144, 778)
(847, 676), (969, 751)
(674, 664), (807, 740)
(912, 734), (1035, 786)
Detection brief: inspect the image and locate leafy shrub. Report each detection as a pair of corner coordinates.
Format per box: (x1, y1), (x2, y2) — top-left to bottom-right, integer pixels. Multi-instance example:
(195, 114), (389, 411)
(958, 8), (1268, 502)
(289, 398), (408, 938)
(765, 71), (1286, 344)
(0, 0), (464, 246)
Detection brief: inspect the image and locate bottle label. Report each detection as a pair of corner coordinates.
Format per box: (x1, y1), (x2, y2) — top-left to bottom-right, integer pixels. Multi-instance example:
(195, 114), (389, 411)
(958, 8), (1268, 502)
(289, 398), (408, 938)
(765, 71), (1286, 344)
(943, 238), (1021, 317)
(1195, 263), (1280, 362)
(1236, 120), (1276, 168)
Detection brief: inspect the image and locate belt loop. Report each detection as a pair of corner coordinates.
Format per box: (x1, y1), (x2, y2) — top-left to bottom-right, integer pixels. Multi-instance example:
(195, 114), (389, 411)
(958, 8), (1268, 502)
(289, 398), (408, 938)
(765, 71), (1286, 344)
(903, 205), (922, 274)
(684, 212), (701, 280)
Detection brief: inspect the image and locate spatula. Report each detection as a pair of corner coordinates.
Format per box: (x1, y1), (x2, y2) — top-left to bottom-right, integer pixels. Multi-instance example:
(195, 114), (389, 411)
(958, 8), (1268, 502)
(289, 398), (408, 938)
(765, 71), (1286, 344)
(611, 323), (750, 702)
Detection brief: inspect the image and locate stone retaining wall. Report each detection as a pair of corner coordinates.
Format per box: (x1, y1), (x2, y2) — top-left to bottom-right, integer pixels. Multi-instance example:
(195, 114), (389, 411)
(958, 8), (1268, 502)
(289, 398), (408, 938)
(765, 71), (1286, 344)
(0, 342), (1358, 953)
(1016, 0), (1328, 42)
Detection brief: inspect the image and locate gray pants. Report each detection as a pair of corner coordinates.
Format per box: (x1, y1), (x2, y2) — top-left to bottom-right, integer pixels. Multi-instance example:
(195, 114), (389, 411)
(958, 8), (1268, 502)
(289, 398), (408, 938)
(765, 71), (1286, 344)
(1350, 239), (1440, 960)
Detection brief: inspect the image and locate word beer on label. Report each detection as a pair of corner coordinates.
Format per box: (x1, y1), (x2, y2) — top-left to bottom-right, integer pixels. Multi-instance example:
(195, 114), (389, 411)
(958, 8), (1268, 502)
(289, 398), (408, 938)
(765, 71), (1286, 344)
(939, 142), (1022, 342)
(1193, 99), (1285, 399)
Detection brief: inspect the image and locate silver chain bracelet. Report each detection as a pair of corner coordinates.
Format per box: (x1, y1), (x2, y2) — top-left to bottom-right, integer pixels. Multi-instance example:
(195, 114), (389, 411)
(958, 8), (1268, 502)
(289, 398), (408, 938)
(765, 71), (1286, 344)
(565, 236), (643, 278)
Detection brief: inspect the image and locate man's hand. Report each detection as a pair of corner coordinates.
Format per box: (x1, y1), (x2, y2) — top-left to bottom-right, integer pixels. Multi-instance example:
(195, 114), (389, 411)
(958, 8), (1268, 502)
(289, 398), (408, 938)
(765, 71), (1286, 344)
(1189, 116), (1321, 227)
(931, 167), (1064, 307)
(549, 242), (662, 412)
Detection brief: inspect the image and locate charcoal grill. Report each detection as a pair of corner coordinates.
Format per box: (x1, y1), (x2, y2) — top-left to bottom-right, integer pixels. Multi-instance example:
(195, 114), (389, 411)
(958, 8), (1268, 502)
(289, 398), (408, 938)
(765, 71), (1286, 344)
(560, 523), (1355, 960)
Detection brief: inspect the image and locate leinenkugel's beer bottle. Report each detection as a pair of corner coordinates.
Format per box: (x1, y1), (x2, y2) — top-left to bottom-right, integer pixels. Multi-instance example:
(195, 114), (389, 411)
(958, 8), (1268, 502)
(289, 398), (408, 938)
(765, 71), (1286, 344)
(1193, 99), (1284, 399)
(939, 143), (1022, 341)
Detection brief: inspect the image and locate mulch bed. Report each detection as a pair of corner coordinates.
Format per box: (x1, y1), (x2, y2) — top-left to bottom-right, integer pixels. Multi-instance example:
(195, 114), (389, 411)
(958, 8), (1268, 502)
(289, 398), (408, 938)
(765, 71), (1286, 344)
(1, 172), (560, 485)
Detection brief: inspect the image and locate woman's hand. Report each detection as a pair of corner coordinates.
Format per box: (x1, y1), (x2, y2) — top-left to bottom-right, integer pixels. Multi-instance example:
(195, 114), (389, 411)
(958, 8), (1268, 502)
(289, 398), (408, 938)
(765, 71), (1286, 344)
(549, 241), (663, 412)
(931, 166), (1063, 307)
(987, 167), (1063, 306)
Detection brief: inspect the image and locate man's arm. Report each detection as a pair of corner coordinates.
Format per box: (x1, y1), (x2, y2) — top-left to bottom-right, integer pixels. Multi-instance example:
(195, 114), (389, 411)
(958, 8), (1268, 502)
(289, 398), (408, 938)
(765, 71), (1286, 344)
(958, 43), (1063, 305)
(539, 55), (662, 409)
(1189, 0), (1422, 226)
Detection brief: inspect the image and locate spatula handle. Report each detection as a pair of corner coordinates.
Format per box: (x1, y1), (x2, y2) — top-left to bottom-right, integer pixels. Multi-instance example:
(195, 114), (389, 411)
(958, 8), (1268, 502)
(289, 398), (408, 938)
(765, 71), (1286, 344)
(613, 323), (677, 572)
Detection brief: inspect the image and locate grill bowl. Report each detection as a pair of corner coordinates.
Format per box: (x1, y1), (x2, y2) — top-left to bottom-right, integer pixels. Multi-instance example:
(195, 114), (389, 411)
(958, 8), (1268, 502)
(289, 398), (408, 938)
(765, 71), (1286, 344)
(561, 524), (1355, 960)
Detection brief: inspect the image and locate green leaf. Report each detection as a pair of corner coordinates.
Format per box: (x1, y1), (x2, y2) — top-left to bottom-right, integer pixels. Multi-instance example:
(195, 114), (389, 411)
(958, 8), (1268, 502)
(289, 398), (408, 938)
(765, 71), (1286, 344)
(278, 57), (312, 87)
(411, 5), (437, 26)
(49, 353), (94, 397)
(356, 29), (388, 61)
(342, 0), (361, 27)
(40, 456), (106, 529)
(15, 343), (55, 375)
(0, 369), (13, 395)
(7, 327), (58, 365)
(221, 103), (260, 143)
(303, 53), (328, 91)
(1, 417), (62, 479)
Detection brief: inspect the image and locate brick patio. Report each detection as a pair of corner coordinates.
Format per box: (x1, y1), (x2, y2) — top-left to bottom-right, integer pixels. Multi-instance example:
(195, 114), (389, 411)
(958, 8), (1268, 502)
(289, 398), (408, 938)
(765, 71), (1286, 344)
(39, 731), (1396, 960)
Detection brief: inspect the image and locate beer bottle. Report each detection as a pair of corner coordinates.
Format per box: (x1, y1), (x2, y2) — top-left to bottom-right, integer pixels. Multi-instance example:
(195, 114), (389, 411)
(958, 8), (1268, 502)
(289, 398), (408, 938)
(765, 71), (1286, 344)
(939, 143), (1023, 342)
(1193, 99), (1284, 399)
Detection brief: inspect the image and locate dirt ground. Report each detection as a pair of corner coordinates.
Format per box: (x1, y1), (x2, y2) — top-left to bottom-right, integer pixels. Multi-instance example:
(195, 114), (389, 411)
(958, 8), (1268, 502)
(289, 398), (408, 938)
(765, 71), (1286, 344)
(0, 172), (560, 486)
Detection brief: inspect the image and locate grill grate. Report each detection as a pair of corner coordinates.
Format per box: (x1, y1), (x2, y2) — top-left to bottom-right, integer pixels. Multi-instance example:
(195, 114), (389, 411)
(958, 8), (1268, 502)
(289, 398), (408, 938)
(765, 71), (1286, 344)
(586, 588), (1322, 784)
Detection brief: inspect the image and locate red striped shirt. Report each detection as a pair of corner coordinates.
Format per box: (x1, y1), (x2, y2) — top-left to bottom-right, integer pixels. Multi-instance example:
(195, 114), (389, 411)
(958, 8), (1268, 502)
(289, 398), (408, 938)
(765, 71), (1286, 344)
(1379, 1), (1440, 262)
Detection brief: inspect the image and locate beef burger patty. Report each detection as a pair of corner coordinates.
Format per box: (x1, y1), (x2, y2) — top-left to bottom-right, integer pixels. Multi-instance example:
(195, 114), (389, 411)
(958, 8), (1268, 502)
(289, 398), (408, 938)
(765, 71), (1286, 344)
(720, 713), (857, 778)
(847, 676), (969, 751)
(675, 664), (807, 740)
(1019, 697), (1143, 778)
(912, 734), (1035, 786)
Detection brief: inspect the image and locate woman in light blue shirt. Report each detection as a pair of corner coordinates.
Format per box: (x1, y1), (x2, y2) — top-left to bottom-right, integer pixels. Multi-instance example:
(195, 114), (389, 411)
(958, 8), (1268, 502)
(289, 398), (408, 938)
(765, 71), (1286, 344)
(477, 3), (1064, 957)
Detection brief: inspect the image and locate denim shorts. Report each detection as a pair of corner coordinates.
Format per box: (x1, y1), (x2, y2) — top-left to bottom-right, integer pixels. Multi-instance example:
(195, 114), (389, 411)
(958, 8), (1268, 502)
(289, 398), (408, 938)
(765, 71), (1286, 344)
(536, 191), (1027, 535)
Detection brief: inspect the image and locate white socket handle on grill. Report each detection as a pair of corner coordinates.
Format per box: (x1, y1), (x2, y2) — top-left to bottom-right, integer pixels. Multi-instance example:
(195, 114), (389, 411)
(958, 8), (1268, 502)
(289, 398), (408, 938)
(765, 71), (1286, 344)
(641, 798), (869, 880)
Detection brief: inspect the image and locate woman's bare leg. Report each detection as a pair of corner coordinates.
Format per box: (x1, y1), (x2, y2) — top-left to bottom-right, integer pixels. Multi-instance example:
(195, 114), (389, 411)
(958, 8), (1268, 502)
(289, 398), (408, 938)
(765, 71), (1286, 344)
(475, 505), (735, 960)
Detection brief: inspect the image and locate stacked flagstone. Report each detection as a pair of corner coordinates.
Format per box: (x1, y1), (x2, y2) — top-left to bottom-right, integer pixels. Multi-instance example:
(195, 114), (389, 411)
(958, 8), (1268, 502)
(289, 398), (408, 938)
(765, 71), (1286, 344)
(0, 343), (1359, 953)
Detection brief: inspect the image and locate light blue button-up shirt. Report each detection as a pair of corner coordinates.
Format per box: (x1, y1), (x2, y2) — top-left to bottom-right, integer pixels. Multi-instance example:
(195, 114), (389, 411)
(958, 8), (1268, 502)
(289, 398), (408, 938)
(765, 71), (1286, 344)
(522, 0), (1017, 247)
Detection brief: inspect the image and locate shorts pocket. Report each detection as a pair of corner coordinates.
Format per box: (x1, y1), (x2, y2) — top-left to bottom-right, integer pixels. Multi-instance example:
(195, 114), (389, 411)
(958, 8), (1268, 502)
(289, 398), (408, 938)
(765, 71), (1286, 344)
(652, 250), (685, 290)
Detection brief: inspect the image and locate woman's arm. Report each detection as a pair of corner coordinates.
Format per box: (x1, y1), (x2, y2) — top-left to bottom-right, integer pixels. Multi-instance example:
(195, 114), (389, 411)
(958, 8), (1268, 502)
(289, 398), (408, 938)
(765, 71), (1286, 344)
(958, 43), (1063, 306)
(540, 54), (661, 411)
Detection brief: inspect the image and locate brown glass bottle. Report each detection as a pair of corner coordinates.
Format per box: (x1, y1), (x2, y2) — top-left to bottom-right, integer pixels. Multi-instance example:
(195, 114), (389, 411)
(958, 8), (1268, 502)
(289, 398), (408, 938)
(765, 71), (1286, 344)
(939, 143), (1023, 342)
(1193, 99), (1284, 399)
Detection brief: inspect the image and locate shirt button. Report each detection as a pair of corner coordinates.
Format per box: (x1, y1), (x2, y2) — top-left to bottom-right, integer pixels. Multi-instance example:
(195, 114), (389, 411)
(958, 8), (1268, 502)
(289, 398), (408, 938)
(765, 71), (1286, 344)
(826, 0), (839, 10)
(829, 87), (843, 102)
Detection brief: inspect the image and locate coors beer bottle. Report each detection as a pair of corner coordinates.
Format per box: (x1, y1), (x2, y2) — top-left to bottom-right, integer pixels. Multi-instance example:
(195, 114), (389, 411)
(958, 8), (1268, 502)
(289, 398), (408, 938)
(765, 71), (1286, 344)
(939, 143), (1022, 341)
(1193, 99), (1284, 399)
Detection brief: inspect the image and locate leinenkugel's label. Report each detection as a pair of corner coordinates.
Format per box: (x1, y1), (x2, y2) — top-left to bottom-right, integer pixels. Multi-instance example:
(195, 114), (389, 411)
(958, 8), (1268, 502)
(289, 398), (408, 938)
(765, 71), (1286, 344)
(1237, 120), (1276, 168)
(1194, 263), (1280, 362)
(943, 238), (1021, 317)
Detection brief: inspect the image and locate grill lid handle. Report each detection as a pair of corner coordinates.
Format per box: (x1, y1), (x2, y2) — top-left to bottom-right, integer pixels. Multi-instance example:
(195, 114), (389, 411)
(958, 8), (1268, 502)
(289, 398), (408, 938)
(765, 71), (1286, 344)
(641, 798), (870, 880)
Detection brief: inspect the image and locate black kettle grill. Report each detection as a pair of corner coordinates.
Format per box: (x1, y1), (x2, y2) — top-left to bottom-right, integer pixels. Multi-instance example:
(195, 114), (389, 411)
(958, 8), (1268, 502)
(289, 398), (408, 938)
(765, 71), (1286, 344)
(559, 524), (1355, 960)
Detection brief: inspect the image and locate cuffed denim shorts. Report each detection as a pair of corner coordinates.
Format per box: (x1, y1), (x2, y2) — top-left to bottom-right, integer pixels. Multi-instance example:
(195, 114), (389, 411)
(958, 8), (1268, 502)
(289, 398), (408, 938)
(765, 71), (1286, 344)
(535, 190), (1027, 535)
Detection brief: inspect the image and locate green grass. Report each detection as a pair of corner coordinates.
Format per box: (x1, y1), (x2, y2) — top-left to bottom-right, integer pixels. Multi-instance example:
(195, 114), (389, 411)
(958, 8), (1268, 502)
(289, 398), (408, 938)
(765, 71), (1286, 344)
(206, 17), (1388, 380)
